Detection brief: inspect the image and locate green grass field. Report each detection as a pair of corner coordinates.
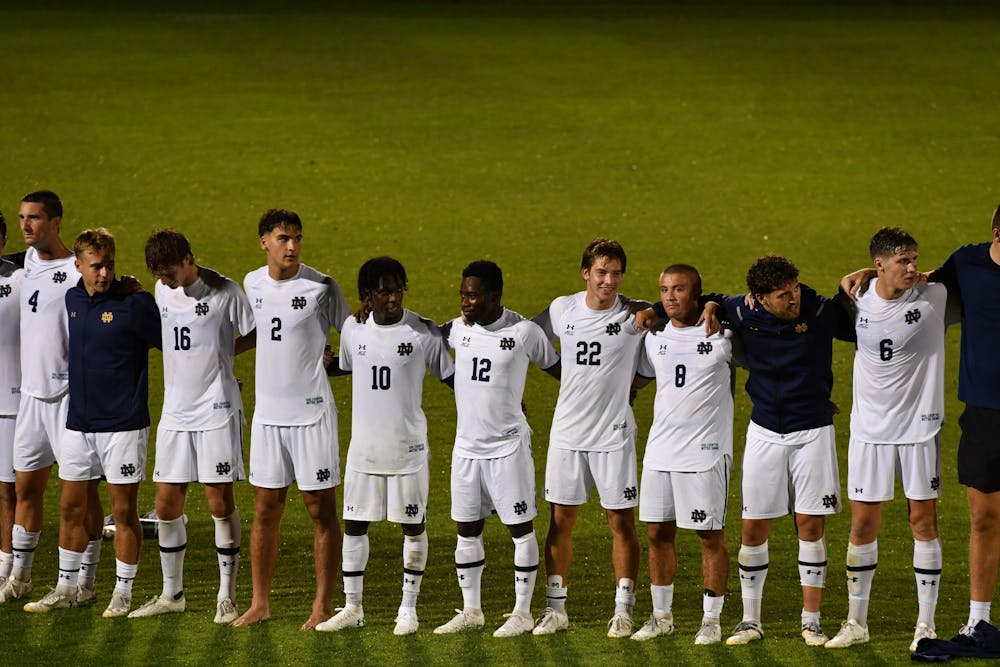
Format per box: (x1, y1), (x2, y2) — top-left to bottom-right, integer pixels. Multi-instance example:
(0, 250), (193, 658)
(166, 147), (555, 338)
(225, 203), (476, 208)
(2, 1), (999, 664)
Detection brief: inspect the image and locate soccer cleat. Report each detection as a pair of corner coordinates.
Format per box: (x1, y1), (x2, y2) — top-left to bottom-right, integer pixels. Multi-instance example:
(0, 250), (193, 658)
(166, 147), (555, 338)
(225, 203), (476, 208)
(825, 619), (870, 649)
(607, 611), (634, 638)
(532, 607), (569, 636)
(393, 608), (419, 636)
(128, 592), (186, 618)
(23, 588), (76, 613)
(910, 623), (937, 651)
(630, 613), (674, 641)
(102, 592), (132, 618)
(0, 576), (33, 602)
(726, 621), (764, 645)
(215, 598), (239, 624)
(434, 608), (485, 634)
(493, 611), (534, 638)
(76, 584), (97, 607)
(315, 605), (365, 632)
(694, 620), (723, 645)
(801, 621), (829, 646)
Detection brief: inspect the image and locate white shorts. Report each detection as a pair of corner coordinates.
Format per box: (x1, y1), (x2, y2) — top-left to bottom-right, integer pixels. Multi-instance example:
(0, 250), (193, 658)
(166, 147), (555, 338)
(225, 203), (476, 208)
(153, 413), (246, 484)
(544, 435), (638, 510)
(59, 428), (149, 484)
(741, 424), (841, 519)
(13, 393), (69, 472)
(639, 455), (731, 530)
(0, 415), (15, 483)
(451, 438), (537, 525)
(847, 435), (942, 502)
(343, 463), (429, 524)
(249, 407), (340, 491)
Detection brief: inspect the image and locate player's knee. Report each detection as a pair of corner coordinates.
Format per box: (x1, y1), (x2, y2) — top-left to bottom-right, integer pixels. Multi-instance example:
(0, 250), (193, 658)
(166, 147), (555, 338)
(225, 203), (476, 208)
(696, 529), (725, 550)
(647, 522), (676, 545)
(607, 510), (637, 539)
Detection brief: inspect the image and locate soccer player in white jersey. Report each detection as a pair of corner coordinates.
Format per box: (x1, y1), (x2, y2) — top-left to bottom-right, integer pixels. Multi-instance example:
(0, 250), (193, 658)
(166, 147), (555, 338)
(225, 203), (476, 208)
(127, 229), (255, 623)
(0, 211), (23, 590)
(316, 257), (454, 636)
(630, 265), (735, 645)
(1, 192), (104, 605)
(432, 260), (560, 638)
(826, 228), (947, 651)
(233, 209), (350, 630)
(531, 238), (645, 638)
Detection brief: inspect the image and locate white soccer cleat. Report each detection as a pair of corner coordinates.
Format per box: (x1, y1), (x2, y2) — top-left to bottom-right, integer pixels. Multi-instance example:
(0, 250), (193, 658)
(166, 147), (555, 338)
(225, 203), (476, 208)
(315, 605), (365, 632)
(726, 621), (764, 645)
(434, 608), (485, 634)
(607, 611), (634, 638)
(493, 611), (534, 638)
(0, 576), (33, 602)
(24, 588), (77, 613)
(393, 608), (419, 636)
(910, 622), (937, 651)
(630, 613), (674, 641)
(532, 607), (569, 636)
(801, 620), (829, 646)
(215, 598), (239, 624)
(825, 619), (869, 649)
(128, 593), (186, 618)
(76, 584), (97, 608)
(102, 592), (132, 618)
(694, 620), (722, 645)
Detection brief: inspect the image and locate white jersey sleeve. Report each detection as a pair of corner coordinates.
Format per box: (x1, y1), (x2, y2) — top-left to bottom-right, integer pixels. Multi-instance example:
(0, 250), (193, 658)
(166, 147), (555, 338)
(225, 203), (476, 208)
(0, 261), (23, 415)
(245, 263), (341, 426)
(341, 310), (453, 474)
(641, 324), (735, 472)
(449, 308), (559, 458)
(19, 247), (80, 399)
(850, 280), (947, 444)
(548, 292), (645, 452)
(157, 268), (253, 430)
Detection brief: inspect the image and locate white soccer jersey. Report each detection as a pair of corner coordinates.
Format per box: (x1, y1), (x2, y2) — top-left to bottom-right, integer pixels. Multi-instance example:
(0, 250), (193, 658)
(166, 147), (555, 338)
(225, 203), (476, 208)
(537, 292), (644, 452)
(638, 323), (734, 472)
(850, 279), (947, 444)
(19, 247), (79, 400)
(244, 264), (350, 426)
(448, 308), (559, 459)
(339, 309), (454, 474)
(0, 260), (23, 415)
(156, 268), (255, 431)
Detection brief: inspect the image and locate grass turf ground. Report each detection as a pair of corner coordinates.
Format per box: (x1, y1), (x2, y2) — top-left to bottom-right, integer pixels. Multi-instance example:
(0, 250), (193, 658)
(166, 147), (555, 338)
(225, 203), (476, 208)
(1, 1), (999, 664)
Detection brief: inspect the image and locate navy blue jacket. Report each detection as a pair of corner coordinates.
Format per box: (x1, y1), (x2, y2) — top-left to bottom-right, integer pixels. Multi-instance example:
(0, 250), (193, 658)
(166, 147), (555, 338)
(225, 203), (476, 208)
(697, 284), (855, 434)
(66, 279), (161, 432)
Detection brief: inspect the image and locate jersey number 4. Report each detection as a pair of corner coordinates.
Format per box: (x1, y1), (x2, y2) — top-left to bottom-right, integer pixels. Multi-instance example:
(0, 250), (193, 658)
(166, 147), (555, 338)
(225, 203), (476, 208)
(27, 290), (40, 312)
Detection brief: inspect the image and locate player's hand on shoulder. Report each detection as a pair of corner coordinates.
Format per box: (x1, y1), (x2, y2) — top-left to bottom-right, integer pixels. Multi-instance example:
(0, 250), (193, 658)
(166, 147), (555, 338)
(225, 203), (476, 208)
(118, 274), (145, 294)
(839, 268), (876, 301)
(697, 302), (722, 336)
(353, 302), (371, 323)
(635, 307), (659, 331)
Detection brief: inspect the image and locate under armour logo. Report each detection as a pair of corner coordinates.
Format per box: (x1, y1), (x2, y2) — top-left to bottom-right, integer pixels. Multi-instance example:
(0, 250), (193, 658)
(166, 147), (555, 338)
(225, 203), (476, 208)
(657, 344), (668, 355)
(690, 509), (707, 523)
(822, 494), (838, 508)
(120, 463), (137, 477)
(397, 342), (413, 356)
(195, 302), (209, 316)
(513, 501), (528, 516)
(291, 296), (307, 310)
(920, 580), (937, 586)
(499, 337), (515, 351)
(855, 488), (864, 494)
(805, 569), (822, 575)
(216, 462), (231, 475)
(404, 504), (419, 518)
(858, 317), (869, 328)
(0, 285), (10, 298)
(316, 468), (331, 483)
(697, 342), (713, 354)
(905, 309), (921, 325)
(740, 574), (756, 582)
(623, 486), (637, 501)
(53, 271), (67, 283)
(605, 323), (621, 336)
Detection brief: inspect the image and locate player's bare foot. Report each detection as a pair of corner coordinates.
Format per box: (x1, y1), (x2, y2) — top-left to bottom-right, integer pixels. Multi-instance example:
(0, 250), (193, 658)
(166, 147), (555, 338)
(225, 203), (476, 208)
(232, 606), (270, 627)
(301, 610), (331, 630)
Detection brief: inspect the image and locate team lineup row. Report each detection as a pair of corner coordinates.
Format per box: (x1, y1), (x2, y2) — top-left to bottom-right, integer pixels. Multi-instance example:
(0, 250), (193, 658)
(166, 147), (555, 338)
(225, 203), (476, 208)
(1, 191), (999, 656)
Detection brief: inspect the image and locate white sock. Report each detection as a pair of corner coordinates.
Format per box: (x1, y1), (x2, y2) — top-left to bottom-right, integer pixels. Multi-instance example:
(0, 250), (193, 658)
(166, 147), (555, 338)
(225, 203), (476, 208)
(455, 534), (485, 611)
(0, 550), (13, 579)
(79, 539), (102, 590)
(738, 542), (768, 623)
(11, 524), (39, 581)
(113, 559), (138, 597)
(214, 510), (241, 601)
(512, 532), (538, 616)
(615, 578), (636, 616)
(57, 547), (84, 594)
(968, 600), (991, 627)
(545, 574), (567, 613)
(651, 584), (674, 616)
(846, 540), (877, 626)
(158, 517), (186, 599)
(703, 589), (724, 621)
(798, 538), (827, 589)
(342, 533), (369, 607)
(401, 531), (427, 610)
(802, 609), (821, 627)
(914, 538), (942, 629)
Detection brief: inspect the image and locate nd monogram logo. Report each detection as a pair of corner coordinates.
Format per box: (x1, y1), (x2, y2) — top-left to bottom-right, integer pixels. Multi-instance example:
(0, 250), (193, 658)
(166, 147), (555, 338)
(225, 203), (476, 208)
(101, 311), (114, 324)
(53, 271), (67, 283)
(195, 302), (209, 316)
(697, 342), (713, 354)
(119, 463), (136, 477)
(822, 494), (838, 508)
(905, 309), (921, 325)
(605, 323), (621, 336)
(690, 509), (707, 523)
(0, 285), (11, 298)
(291, 296), (307, 310)
(499, 337), (515, 351)
(795, 323), (808, 334)
(215, 461), (231, 476)
(404, 504), (419, 518)
(513, 501), (528, 516)
(623, 486), (637, 501)
(930, 476), (940, 491)
(315, 468), (331, 483)
(397, 342), (413, 356)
